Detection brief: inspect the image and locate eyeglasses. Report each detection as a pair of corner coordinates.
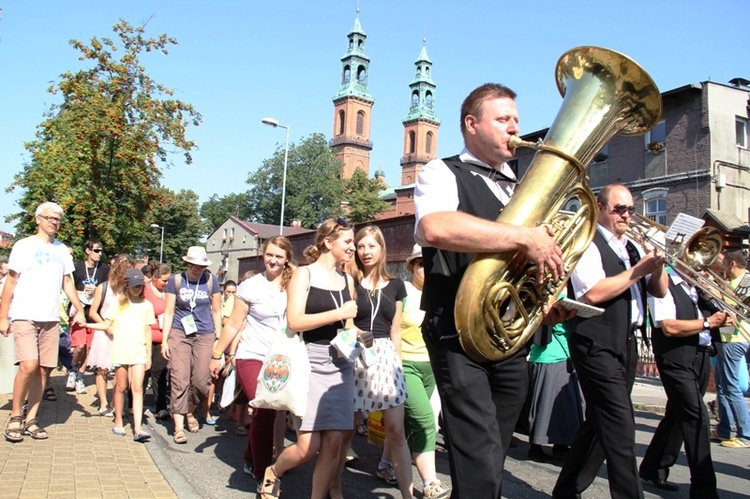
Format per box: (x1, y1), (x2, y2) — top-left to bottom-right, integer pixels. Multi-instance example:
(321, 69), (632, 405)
(38, 215), (62, 224)
(610, 204), (636, 216)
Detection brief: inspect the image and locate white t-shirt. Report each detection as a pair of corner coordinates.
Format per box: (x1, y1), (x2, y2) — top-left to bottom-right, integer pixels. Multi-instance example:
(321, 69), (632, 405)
(571, 224), (647, 326)
(649, 272), (710, 346)
(234, 273), (288, 361)
(8, 236), (74, 321)
(414, 148), (517, 246)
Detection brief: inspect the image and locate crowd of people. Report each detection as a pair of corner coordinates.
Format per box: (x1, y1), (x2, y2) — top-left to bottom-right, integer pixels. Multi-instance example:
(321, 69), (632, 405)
(1, 81), (749, 499)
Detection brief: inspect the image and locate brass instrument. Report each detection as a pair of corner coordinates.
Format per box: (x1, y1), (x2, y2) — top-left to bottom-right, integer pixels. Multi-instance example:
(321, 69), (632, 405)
(627, 214), (750, 323)
(454, 47), (662, 362)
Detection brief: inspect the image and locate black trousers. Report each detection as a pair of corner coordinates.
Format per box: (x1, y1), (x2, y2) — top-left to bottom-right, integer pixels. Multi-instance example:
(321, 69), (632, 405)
(639, 349), (718, 499)
(150, 343), (170, 413)
(553, 334), (643, 499)
(423, 314), (528, 499)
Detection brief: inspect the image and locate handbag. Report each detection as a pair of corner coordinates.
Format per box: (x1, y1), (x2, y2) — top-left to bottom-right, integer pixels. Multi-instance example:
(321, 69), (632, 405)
(250, 328), (310, 418)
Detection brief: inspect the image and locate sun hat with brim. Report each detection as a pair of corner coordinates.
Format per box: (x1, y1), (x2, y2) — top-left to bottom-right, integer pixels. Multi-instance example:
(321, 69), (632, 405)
(182, 246), (212, 266)
(124, 268), (145, 288)
(405, 244), (422, 264)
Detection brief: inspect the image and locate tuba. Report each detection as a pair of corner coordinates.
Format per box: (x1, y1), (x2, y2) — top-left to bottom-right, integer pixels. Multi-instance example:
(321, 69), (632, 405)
(454, 47), (662, 362)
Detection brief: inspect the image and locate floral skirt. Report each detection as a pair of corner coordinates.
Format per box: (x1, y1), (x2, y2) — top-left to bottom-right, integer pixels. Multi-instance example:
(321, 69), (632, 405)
(353, 338), (407, 413)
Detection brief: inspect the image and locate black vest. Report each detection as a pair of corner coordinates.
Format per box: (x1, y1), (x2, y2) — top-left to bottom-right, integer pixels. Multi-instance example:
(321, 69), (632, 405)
(651, 276), (702, 365)
(571, 230), (640, 355)
(421, 156), (506, 317)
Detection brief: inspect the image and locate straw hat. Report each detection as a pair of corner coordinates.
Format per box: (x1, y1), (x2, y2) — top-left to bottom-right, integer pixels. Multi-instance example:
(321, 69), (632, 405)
(405, 244), (422, 264)
(182, 246), (212, 266)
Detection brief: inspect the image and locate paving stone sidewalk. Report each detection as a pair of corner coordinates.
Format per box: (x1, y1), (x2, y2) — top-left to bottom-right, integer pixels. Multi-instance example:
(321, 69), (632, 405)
(0, 369), (176, 499)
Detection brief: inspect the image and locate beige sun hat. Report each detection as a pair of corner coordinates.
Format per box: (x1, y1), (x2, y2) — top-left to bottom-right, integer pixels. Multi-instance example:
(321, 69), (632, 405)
(182, 246), (212, 266)
(405, 243), (422, 264)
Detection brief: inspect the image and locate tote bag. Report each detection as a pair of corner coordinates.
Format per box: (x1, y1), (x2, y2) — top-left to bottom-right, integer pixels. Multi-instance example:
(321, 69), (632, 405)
(251, 328), (310, 418)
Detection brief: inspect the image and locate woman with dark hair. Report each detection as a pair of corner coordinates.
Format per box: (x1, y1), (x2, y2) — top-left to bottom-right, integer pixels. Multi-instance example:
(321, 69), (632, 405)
(210, 236), (295, 481)
(144, 262), (172, 420)
(259, 219), (363, 499)
(161, 247), (222, 445)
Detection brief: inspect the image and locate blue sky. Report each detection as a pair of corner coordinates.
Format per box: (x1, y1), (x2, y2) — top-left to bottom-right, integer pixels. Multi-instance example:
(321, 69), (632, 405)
(1, 0), (748, 234)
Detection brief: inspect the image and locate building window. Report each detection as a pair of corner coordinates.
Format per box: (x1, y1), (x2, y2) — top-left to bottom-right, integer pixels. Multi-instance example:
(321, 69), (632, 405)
(230, 228), (235, 240)
(425, 91), (433, 108)
(357, 66), (366, 83)
(645, 120), (666, 152)
(356, 111), (365, 135)
(343, 66), (351, 84)
(426, 131), (433, 154)
(338, 110), (345, 135)
(411, 91), (419, 107)
(409, 131), (416, 153)
(737, 117), (748, 148)
(643, 188), (669, 226)
(222, 228), (227, 241)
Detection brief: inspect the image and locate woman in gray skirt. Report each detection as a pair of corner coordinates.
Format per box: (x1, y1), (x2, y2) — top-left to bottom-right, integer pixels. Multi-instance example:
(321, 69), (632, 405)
(260, 218), (371, 499)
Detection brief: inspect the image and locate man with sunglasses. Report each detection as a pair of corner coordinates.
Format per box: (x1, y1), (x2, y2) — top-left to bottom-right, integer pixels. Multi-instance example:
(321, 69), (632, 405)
(1, 202), (87, 442)
(68, 239), (110, 394)
(553, 184), (669, 499)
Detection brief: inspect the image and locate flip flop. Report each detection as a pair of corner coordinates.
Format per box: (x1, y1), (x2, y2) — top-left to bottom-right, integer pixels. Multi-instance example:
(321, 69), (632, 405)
(133, 432), (151, 442)
(111, 427), (127, 437)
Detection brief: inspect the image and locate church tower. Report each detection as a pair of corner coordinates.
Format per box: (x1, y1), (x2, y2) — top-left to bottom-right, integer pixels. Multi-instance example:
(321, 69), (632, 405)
(400, 41), (440, 186)
(331, 11), (374, 179)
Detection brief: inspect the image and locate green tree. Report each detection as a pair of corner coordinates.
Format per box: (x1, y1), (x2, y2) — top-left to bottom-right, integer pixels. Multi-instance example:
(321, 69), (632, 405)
(6, 19), (201, 258)
(343, 168), (389, 223)
(247, 133), (344, 229)
(144, 187), (207, 269)
(200, 191), (253, 233)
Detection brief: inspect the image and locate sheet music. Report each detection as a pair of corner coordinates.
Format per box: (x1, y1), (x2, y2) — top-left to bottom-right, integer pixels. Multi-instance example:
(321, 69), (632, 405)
(665, 213), (705, 246)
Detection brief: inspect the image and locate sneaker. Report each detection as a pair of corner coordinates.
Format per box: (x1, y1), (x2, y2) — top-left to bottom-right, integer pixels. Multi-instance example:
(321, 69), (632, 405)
(720, 438), (750, 448)
(66, 372), (76, 391)
(75, 379), (86, 394)
(376, 463), (397, 485)
(711, 429), (730, 442)
(424, 480), (451, 499)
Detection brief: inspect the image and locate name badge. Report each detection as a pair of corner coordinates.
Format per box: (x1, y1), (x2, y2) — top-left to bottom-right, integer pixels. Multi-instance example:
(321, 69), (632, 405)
(181, 314), (198, 335)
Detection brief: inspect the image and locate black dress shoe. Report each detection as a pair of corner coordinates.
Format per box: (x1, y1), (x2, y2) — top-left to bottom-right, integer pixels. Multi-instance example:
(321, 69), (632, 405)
(528, 445), (556, 463)
(639, 474), (679, 491)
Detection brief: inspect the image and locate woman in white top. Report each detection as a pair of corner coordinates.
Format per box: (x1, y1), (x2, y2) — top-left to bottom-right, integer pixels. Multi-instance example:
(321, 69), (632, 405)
(209, 236), (294, 482)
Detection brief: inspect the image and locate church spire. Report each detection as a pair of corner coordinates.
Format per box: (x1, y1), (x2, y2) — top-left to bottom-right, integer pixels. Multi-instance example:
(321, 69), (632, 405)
(400, 38), (440, 186)
(331, 8), (375, 179)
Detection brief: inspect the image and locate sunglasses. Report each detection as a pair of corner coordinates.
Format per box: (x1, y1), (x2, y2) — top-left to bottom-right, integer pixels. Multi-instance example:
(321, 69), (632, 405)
(335, 217), (351, 228)
(91, 249), (103, 253)
(609, 204), (636, 216)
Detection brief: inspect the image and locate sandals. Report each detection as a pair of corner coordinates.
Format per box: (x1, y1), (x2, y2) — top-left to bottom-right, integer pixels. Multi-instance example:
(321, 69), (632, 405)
(235, 423), (248, 436)
(186, 413), (200, 433)
(258, 465), (281, 498)
(23, 419), (49, 440)
(173, 429), (187, 444)
(43, 387), (57, 401)
(355, 422), (368, 437)
(4, 415), (24, 443)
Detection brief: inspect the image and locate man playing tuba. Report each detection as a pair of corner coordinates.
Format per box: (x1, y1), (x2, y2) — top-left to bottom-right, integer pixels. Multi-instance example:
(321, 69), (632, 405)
(414, 83), (567, 498)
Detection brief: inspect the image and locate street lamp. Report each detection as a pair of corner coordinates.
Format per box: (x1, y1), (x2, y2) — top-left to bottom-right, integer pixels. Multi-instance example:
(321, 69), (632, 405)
(261, 117), (290, 235)
(150, 223), (164, 263)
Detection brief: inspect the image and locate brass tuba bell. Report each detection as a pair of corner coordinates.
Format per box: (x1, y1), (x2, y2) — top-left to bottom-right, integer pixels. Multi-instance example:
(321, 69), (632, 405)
(454, 47), (663, 362)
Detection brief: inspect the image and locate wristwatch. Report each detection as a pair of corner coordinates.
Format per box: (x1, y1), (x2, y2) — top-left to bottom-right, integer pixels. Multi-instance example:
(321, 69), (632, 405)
(702, 319), (711, 330)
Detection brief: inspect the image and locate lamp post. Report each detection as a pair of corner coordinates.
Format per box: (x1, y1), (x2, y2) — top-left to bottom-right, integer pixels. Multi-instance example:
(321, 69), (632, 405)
(261, 117), (290, 235)
(150, 223), (164, 263)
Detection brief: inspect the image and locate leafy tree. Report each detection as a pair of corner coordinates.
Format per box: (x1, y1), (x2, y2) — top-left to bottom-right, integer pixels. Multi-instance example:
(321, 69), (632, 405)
(143, 187), (207, 269)
(247, 133), (344, 229)
(343, 168), (389, 223)
(200, 191), (253, 233)
(6, 19), (201, 259)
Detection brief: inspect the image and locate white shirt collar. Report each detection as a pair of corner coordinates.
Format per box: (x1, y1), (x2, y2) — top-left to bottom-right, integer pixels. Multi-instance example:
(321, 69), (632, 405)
(459, 147), (518, 182)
